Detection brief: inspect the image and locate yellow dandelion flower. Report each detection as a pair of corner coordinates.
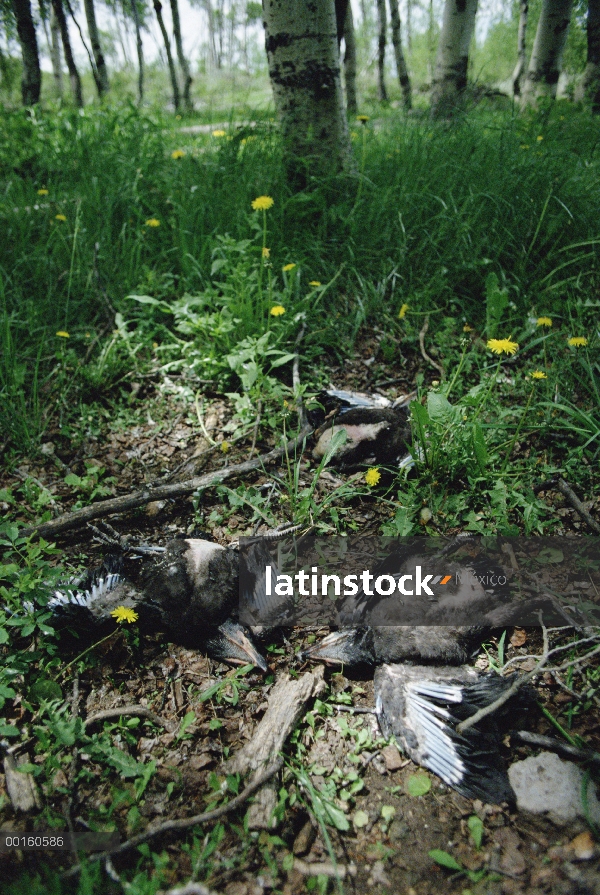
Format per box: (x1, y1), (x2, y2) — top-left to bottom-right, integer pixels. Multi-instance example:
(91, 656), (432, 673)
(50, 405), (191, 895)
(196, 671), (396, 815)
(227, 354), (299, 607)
(262, 246), (270, 258)
(398, 303), (409, 320)
(270, 305), (285, 317)
(356, 115), (370, 123)
(251, 195), (274, 211)
(175, 114), (181, 120)
(220, 441), (230, 453)
(37, 188), (49, 196)
(212, 129), (226, 137)
(531, 371), (547, 379)
(536, 135), (544, 142)
(536, 317), (552, 327)
(568, 336), (588, 348)
(309, 280), (322, 288)
(145, 218), (160, 227)
(111, 606), (139, 624)
(56, 331), (70, 338)
(55, 214), (67, 222)
(463, 324), (473, 332)
(283, 263), (296, 272)
(487, 338), (519, 356)
(365, 468), (381, 487)
(520, 144), (530, 150)
(171, 149), (185, 159)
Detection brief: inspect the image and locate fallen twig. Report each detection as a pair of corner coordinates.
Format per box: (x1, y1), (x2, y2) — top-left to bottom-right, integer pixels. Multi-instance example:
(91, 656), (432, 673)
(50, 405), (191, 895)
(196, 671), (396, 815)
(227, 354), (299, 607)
(62, 758), (284, 877)
(293, 324), (307, 429)
(534, 476), (600, 535)
(292, 858), (357, 879)
(84, 704), (174, 732)
(21, 425), (313, 541)
(514, 731), (600, 767)
(457, 621), (549, 735)
(418, 316), (445, 379)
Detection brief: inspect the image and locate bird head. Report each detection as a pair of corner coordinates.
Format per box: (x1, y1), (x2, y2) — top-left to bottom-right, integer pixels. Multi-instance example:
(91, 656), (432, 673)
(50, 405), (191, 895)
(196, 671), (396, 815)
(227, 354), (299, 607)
(300, 627), (376, 666)
(206, 620), (268, 672)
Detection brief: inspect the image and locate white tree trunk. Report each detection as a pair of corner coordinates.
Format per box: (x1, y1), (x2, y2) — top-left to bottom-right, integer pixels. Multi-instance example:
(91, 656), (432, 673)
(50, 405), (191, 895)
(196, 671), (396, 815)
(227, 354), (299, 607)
(50, 4), (64, 98)
(263, 0), (355, 188)
(52, 0), (83, 106)
(521, 0), (573, 103)
(576, 0), (600, 111)
(130, 0), (144, 104)
(431, 0), (478, 118)
(512, 0), (528, 96)
(11, 0), (42, 105)
(389, 0), (412, 109)
(153, 0), (180, 110)
(170, 0), (193, 109)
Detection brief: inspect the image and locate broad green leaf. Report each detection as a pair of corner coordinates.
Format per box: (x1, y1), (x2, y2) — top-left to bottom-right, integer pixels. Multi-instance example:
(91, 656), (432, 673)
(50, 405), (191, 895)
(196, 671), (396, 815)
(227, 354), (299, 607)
(29, 679), (63, 703)
(429, 849), (463, 872)
(406, 773), (431, 797)
(535, 547), (564, 564)
(353, 810), (369, 828)
(381, 805), (395, 822)
(468, 815), (484, 849)
(427, 392), (458, 424)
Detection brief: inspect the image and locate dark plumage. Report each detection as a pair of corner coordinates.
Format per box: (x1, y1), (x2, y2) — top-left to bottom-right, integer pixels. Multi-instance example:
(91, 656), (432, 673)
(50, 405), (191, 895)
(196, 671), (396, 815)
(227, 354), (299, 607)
(375, 663), (516, 803)
(48, 539), (267, 671)
(310, 389), (413, 468)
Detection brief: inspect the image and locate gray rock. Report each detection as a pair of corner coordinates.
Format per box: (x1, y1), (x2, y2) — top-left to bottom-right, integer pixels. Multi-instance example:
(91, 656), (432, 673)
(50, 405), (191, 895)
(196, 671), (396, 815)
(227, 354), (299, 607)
(508, 751), (600, 826)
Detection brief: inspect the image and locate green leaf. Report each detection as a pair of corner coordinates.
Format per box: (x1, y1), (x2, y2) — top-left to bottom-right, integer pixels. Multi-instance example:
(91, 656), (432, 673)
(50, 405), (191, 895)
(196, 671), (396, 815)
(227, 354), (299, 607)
(427, 392), (458, 424)
(535, 547), (564, 564)
(429, 849), (463, 872)
(381, 805), (395, 822)
(29, 679), (63, 703)
(175, 711), (196, 741)
(352, 810), (369, 828)
(406, 773), (431, 797)
(468, 815), (484, 849)
(471, 422), (488, 471)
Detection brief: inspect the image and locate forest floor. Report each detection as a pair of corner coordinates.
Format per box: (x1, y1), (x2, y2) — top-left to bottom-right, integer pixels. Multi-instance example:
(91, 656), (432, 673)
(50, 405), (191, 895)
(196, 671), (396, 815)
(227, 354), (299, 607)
(2, 334), (600, 895)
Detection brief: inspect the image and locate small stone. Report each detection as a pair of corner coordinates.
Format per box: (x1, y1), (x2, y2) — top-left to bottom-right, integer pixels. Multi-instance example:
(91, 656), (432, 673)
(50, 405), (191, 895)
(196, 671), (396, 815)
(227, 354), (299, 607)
(570, 831), (596, 861)
(508, 752), (600, 826)
(52, 770), (68, 789)
(381, 744), (404, 771)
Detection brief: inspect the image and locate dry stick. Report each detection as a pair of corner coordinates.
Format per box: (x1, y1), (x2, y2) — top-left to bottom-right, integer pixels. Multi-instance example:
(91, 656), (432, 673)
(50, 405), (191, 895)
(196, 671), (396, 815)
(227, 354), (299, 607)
(62, 757), (284, 877)
(457, 621), (549, 735)
(514, 731), (600, 767)
(292, 858), (357, 879)
(84, 704), (173, 731)
(418, 316), (445, 379)
(292, 324), (307, 429)
(21, 425), (313, 542)
(534, 476), (600, 535)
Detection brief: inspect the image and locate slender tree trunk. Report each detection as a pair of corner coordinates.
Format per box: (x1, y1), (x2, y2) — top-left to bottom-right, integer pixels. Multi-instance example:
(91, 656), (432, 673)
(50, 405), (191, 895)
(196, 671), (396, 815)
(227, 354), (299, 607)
(169, 0), (192, 109)
(407, 0), (412, 52)
(511, 0), (528, 96)
(334, 0), (348, 41)
(130, 0), (144, 104)
(11, 0), (41, 105)
(263, 0), (355, 189)
(343, 1), (357, 114)
(202, 0), (216, 69)
(50, 4), (64, 97)
(83, 0), (109, 95)
(376, 0), (388, 101)
(51, 0), (83, 106)
(153, 0), (180, 110)
(576, 0), (600, 111)
(389, 0), (412, 109)
(430, 0), (478, 118)
(521, 0), (573, 103)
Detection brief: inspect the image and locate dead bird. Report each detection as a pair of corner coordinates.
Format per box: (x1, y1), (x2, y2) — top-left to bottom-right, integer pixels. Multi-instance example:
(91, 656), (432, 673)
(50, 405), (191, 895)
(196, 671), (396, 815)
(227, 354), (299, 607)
(310, 388), (413, 468)
(48, 538), (267, 671)
(374, 663), (516, 803)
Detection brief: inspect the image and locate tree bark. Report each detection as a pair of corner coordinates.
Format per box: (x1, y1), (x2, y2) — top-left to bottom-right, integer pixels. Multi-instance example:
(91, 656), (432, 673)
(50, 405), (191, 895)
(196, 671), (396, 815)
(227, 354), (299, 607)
(376, 0), (388, 101)
(511, 0), (528, 96)
(83, 0), (109, 95)
(406, 0), (412, 51)
(521, 0), (573, 103)
(50, 4), (64, 97)
(576, 0), (600, 111)
(130, 0), (144, 104)
(11, 0), (41, 105)
(389, 0), (412, 109)
(263, 0), (355, 189)
(153, 0), (180, 110)
(169, 0), (192, 109)
(51, 0), (83, 106)
(343, 1), (357, 114)
(430, 0), (479, 118)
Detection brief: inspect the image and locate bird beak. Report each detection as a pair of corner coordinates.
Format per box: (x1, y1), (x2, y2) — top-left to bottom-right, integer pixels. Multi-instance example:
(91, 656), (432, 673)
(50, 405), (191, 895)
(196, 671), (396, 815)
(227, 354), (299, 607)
(222, 624), (268, 672)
